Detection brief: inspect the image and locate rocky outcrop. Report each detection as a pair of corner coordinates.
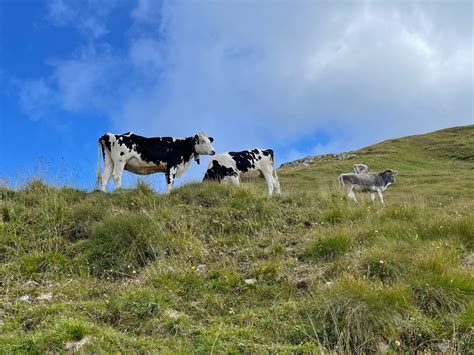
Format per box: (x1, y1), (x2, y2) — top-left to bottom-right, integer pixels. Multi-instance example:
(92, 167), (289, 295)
(280, 152), (357, 168)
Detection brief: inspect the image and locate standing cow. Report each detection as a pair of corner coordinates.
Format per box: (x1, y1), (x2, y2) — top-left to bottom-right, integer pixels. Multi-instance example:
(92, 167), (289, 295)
(353, 163), (369, 174)
(203, 149), (281, 196)
(339, 169), (398, 205)
(97, 132), (215, 192)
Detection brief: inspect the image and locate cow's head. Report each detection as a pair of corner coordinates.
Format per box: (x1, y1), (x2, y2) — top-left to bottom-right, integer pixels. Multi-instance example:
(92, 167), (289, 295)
(193, 132), (215, 164)
(383, 169), (398, 186)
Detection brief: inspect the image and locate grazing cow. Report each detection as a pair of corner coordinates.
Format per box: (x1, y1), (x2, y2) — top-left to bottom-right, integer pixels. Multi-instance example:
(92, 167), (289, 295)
(353, 163), (369, 174)
(203, 149), (281, 196)
(97, 132), (215, 192)
(338, 170), (398, 205)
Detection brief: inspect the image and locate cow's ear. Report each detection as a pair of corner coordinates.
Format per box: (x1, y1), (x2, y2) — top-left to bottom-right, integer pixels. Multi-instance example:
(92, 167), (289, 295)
(193, 134), (199, 144)
(209, 137), (214, 143)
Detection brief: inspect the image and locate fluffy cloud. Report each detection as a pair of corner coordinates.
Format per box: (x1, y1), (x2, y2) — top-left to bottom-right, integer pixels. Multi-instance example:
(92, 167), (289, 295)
(118, 0), (472, 154)
(46, 0), (118, 38)
(18, 78), (57, 121)
(21, 0), (474, 161)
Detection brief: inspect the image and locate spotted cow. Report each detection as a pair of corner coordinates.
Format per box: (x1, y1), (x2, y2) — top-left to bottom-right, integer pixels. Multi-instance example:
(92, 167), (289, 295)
(97, 132), (215, 192)
(203, 149), (281, 196)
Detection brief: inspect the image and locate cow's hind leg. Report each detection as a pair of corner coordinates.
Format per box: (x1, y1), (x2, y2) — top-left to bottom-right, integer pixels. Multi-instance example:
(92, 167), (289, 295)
(112, 160), (126, 190)
(222, 173), (240, 187)
(101, 148), (114, 192)
(370, 192), (376, 203)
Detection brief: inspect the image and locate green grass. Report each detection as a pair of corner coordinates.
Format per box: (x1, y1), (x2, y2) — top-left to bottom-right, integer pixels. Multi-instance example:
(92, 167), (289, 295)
(1, 125), (473, 352)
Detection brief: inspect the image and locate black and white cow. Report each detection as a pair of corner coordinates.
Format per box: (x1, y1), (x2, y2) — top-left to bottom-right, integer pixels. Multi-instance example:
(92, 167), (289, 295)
(97, 132), (215, 192)
(353, 163), (369, 174)
(203, 149), (281, 196)
(338, 169), (398, 205)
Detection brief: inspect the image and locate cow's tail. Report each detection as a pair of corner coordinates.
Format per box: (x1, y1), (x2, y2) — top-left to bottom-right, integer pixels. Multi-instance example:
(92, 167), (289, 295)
(95, 140), (104, 190)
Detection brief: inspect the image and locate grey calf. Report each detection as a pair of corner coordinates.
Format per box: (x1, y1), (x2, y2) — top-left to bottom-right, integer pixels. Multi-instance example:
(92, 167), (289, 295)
(353, 163), (369, 174)
(339, 170), (398, 205)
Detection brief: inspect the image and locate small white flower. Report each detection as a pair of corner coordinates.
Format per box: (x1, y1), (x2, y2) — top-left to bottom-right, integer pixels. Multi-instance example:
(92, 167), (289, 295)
(244, 278), (257, 285)
(379, 260), (384, 264)
(18, 295), (30, 302)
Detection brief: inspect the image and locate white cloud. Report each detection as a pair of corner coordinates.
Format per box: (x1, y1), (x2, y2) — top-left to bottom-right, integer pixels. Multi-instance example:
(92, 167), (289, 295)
(114, 0), (472, 152)
(131, 0), (163, 26)
(51, 44), (123, 112)
(22, 0), (474, 161)
(18, 78), (56, 121)
(46, 0), (116, 39)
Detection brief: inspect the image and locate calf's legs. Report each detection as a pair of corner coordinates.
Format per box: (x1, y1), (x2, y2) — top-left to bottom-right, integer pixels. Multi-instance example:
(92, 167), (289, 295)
(347, 185), (358, 203)
(370, 192), (376, 202)
(377, 188), (385, 205)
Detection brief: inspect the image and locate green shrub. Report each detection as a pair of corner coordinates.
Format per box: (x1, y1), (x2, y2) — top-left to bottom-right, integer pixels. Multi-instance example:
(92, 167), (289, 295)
(321, 207), (344, 224)
(305, 230), (352, 261)
(398, 312), (440, 352)
(408, 248), (473, 316)
(449, 217), (474, 250)
(102, 288), (165, 335)
(305, 278), (411, 352)
(74, 213), (166, 276)
(412, 274), (473, 316)
(64, 200), (108, 241)
(358, 241), (412, 283)
(20, 251), (67, 276)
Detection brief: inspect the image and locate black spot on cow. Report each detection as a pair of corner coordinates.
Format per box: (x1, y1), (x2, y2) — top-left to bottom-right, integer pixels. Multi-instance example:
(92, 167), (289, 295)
(228, 151), (259, 172)
(120, 152), (124, 156)
(262, 149), (274, 163)
(98, 134), (111, 159)
(203, 160), (238, 182)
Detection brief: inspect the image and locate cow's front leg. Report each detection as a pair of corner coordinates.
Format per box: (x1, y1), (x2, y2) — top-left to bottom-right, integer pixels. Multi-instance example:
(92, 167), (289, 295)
(261, 168), (274, 196)
(165, 166), (178, 194)
(377, 188), (385, 205)
(272, 169), (281, 196)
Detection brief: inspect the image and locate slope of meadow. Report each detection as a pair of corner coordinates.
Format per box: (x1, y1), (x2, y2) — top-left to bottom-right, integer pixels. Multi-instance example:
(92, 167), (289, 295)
(1, 126), (473, 353)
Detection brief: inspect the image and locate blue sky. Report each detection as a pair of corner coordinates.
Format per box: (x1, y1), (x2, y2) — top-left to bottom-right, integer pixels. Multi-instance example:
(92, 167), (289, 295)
(0, 0), (472, 192)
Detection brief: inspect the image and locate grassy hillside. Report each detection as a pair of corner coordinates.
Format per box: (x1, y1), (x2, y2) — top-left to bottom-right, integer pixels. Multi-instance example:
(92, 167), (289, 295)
(1, 125), (473, 353)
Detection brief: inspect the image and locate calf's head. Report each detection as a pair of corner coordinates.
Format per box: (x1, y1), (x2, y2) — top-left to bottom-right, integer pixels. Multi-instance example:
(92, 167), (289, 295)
(192, 132), (215, 163)
(383, 169), (398, 186)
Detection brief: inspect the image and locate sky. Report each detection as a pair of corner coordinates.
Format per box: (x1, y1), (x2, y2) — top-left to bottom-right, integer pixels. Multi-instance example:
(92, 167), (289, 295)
(0, 0), (472, 192)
